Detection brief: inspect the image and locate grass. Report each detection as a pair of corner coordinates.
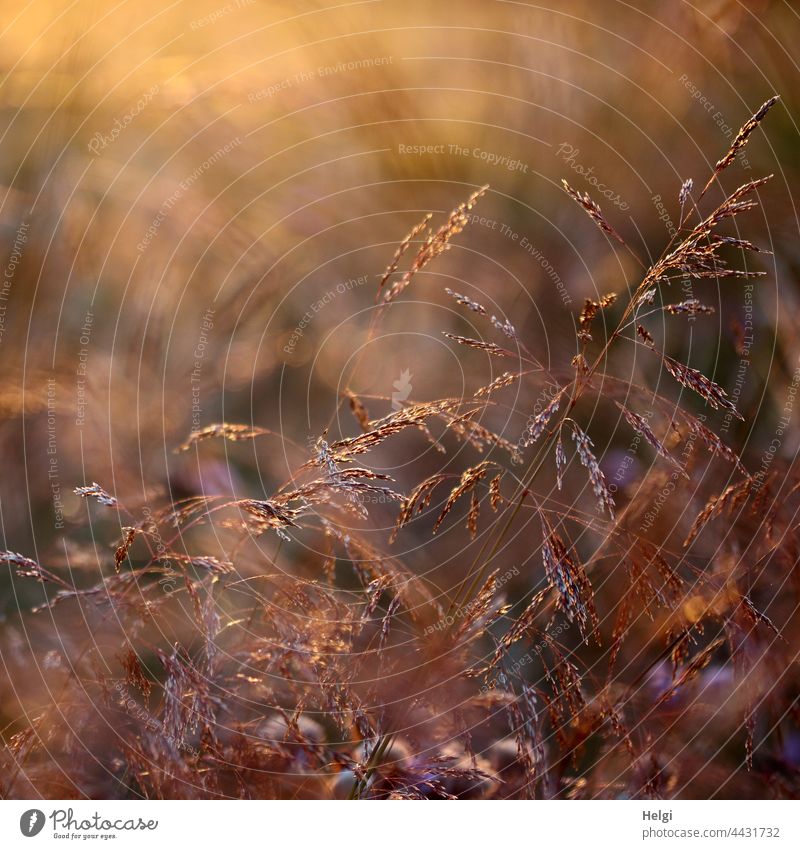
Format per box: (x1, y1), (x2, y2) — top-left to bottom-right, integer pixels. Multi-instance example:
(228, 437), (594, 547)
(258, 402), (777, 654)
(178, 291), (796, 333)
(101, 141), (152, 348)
(2, 96), (799, 801)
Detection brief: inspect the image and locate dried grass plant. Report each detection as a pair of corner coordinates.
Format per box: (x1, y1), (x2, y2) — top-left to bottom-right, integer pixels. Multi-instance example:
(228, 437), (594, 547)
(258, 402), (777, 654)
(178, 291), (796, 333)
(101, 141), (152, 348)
(3, 98), (799, 801)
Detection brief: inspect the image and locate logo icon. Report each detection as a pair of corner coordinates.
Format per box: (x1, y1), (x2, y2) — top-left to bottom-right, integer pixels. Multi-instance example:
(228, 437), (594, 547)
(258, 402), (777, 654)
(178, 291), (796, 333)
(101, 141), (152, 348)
(391, 369), (412, 410)
(20, 810), (46, 837)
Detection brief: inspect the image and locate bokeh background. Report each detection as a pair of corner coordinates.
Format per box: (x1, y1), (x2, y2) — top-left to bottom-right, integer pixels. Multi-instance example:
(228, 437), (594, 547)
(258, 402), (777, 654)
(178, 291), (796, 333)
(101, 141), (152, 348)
(1, 0), (799, 799)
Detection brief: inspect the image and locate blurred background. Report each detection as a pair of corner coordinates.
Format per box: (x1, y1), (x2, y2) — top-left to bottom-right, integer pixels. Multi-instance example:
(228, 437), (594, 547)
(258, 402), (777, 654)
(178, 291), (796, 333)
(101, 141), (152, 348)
(1, 0), (799, 798)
